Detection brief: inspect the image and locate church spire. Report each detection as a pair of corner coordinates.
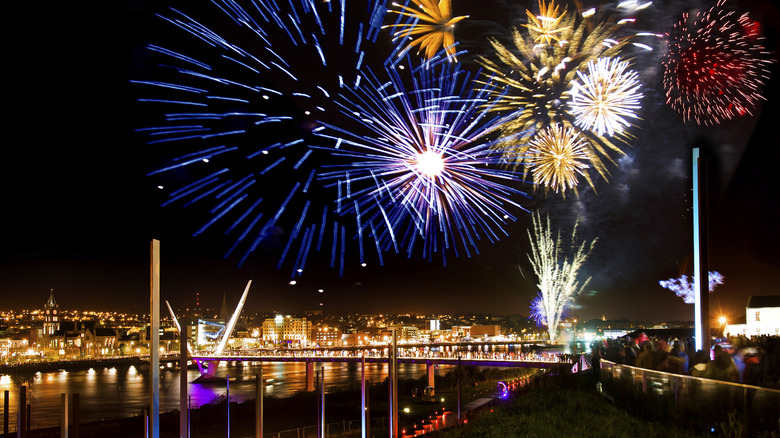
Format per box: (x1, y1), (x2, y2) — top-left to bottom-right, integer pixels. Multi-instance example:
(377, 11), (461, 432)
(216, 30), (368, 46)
(46, 289), (57, 308)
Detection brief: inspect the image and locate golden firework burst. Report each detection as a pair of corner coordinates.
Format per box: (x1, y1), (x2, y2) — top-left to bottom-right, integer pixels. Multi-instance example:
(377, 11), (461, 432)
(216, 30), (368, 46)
(527, 124), (592, 196)
(523, 0), (569, 46)
(477, 0), (637, 195)
(384, 0), (469, 60)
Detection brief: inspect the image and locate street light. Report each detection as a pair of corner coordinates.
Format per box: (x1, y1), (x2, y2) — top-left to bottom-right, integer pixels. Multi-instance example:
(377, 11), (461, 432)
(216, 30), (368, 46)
(718, 316), (728, 337)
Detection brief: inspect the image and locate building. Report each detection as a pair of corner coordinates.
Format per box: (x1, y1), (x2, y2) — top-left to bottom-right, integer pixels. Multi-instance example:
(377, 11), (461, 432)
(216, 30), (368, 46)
(726, 295), (780, 337)
(470, 325), (501, 338)
(262, 315), (311, 346)
(43, 290), (60, 336)
(312, 325), (341, 347)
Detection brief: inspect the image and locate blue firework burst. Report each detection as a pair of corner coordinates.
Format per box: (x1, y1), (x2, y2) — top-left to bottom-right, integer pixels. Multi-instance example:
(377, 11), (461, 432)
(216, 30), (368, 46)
(134, 0), (389, 277)
(313, 58), (532, 265)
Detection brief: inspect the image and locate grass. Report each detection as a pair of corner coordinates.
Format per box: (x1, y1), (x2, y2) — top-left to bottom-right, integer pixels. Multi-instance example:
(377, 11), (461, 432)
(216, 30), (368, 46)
(426, 374), (702, 438)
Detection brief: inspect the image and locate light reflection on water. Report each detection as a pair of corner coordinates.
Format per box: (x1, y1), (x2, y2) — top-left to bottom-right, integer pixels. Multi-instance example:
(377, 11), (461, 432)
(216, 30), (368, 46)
(0, 361), (445, 431)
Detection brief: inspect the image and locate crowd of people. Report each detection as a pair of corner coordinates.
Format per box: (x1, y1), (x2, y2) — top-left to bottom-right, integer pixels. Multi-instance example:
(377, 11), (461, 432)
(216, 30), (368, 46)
(594, 333), (779, 387)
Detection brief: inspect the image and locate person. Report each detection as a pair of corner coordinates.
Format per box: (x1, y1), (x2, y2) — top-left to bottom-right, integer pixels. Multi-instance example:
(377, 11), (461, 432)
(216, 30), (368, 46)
(703, 345), (739, 382)
(625, 336), (640, 366)
(665, 342), (688, 374)
(635, 340), (655, 369)
(690, 349), (709, 377)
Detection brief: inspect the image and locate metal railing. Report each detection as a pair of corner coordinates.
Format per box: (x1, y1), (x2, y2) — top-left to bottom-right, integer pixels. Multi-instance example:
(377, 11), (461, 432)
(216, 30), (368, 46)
(599, 359), (780, 435)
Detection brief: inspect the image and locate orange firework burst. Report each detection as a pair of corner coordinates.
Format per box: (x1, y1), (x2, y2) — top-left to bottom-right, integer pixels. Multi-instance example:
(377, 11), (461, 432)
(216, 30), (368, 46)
(523, 0), (569, 46)
(384, 0), (469, 60)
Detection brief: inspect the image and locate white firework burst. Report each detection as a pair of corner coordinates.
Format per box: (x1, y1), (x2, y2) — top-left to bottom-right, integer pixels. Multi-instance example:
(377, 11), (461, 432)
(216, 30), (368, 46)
(569, 57), (643, 137)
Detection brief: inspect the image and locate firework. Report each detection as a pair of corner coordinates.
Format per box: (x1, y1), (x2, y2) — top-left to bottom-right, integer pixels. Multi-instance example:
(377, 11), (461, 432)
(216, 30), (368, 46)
(477, 0), (638, 194)
(527, 124), (591, 196)
(314, 59), (531, 263)
(569, 57), (643, 137)
(659, 271), (724, 304)
(523, 0), (569, 46)
(663, 0), (773, 125)
(135, 0), (391, 277)
(526, 212), (595, 343)
(384, 0), (469, 61)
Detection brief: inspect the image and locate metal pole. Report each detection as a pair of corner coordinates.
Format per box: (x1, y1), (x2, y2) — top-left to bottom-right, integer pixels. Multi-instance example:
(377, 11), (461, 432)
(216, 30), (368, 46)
(4, 390), (9, 437)
(457, 355), (461, 424)
(179, 326), (188, 438)
(361, 355), (366, 438)
(316, 369), (321, 438)
(392, 329), (397, 438)
(226, 374), (230, 438)
(320, 366), (325, 438)
(149, 239), (160, 438)
(17, 385), (25, 438)
(60, 393), (68, 438)
(256, 368), (263, 438)
(692, 148), (711, 352)
(72, 394), (79, 438)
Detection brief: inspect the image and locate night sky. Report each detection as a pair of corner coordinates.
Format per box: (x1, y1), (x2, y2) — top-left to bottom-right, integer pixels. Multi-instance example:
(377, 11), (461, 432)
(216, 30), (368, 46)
(3, 0), (779, 323)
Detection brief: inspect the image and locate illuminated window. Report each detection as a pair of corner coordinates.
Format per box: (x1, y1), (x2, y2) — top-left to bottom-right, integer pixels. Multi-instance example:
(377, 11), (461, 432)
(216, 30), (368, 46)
(755, 311), (760, 322)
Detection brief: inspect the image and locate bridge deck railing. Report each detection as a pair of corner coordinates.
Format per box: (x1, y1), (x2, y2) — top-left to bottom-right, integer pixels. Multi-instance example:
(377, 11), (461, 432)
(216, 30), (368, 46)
(599, 359), (780, 434)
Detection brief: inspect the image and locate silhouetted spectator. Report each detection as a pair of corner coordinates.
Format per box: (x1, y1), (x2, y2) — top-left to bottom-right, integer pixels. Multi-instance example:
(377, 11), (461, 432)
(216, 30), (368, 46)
(703, 345), (739, 382)
(635, 341), (655, 369)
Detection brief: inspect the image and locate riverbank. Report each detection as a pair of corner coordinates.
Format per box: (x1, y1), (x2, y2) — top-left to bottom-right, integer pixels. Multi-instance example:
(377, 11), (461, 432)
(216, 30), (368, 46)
(0, 357), (145, 374)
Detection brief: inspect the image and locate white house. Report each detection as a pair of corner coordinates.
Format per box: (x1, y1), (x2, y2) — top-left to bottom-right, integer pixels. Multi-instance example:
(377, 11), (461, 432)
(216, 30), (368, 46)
(725, 295), (780, 337)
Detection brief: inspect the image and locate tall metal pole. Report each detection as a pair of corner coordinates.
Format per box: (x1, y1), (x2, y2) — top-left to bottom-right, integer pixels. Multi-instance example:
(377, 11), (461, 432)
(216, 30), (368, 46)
(72, 394), (79, 438)
(320, 366), (325, 438)
(256, 368), (263, 438)
(391, 329), (398, 438)
(5, 390), (9, 437)
(316, 369), (321, 438)
(149, 239), (160, 438)
(457, 355), (462, 424)
(60, 393), (68, 438)
(226, 375), (230, 438)
(361, 355), (366, 438)
(17, 385), (25, 438)
(179, 326), (188, 438)
(692, 148), (711, 352)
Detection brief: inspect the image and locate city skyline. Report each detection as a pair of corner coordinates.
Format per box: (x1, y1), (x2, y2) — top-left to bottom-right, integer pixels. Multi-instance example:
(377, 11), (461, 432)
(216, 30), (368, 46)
(3, 0), (779, 323)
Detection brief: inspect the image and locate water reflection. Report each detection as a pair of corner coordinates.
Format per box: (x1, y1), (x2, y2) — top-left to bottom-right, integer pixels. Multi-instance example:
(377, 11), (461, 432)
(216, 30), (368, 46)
(1, 361), (441, 431)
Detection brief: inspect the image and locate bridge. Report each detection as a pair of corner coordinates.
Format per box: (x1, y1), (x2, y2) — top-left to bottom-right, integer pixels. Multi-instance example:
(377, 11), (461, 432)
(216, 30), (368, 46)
(165, 282), (568, 388)
(182, 348), (569, 388)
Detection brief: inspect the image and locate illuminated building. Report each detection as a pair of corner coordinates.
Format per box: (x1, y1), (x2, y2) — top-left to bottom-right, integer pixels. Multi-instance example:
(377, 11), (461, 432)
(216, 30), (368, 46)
(470, 325), (501, 338)
(725, 295), (780, 337)
(43, 289), (59, 336)
(262, 315), (311, 346)
(313, 325), (341, 347)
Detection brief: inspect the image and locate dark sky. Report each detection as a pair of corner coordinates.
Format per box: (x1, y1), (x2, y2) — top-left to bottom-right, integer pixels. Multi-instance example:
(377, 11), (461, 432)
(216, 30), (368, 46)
(3, 0), (779, 323)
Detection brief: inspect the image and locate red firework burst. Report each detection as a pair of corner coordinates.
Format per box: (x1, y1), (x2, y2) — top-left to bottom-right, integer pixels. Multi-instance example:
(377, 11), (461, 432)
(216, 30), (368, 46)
(663, 0), (773, 125)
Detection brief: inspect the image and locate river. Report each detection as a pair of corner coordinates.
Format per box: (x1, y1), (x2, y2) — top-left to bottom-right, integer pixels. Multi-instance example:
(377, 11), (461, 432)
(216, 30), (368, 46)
(1, 361), (456, 432)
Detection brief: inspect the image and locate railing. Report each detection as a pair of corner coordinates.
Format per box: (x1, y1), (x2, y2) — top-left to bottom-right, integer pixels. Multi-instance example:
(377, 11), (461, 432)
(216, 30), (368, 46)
(242, 418), (387, 438)
(599, 359), (780, 435)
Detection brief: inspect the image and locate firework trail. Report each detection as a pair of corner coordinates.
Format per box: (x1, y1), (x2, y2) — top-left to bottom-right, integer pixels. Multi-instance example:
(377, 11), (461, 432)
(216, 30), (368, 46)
(477, 0), (646, 196)
(313, 57), (532, 264)
(663, 0), (774, 125)
(659, 271), (724, 304)
(526, 211), (595, 343)
(134, 0), (392, 277)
